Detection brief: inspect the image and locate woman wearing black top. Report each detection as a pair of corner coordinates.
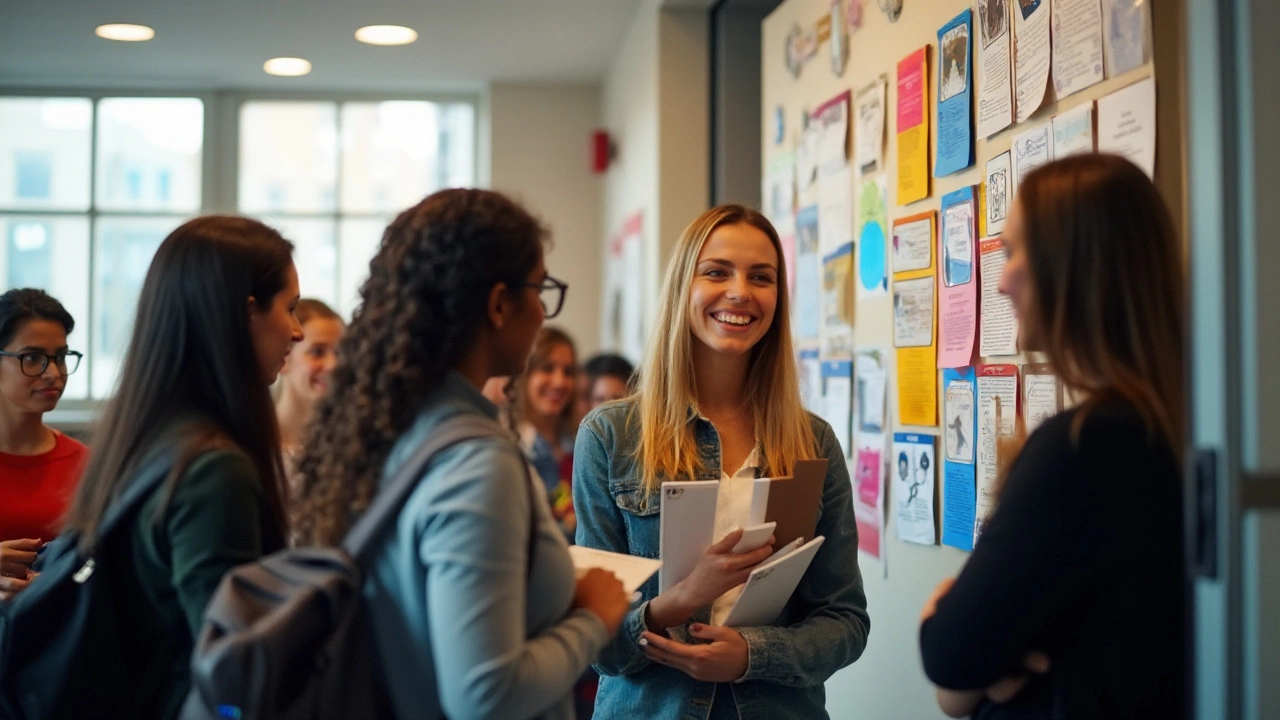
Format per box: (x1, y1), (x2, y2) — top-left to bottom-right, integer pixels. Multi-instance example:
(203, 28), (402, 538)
(918, 154), (1187, 719)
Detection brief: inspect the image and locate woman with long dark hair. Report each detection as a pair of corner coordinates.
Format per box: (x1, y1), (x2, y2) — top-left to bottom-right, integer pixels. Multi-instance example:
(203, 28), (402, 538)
(61, 215), (302, 719)
(919, 154), (1187, 719)
(293, 188), (628, 720)
(0, 289), (87, 600)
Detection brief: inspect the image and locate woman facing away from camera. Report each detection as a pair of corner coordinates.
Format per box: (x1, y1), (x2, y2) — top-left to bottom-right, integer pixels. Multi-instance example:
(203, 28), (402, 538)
(574, 204), (870, 719)
(60, 216), (302, 718)
(292, 188), (629, 720)
(0, 289), (88, 600)
(919, 154), (1188, 719)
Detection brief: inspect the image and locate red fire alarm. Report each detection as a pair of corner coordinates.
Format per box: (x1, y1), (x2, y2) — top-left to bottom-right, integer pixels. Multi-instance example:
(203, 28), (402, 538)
(592, 130), (614, 174)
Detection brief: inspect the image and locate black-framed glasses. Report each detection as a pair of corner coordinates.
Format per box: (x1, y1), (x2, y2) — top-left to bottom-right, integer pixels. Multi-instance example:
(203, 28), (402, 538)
(521, 275), (569, 319)
(0, 350), (83, 377)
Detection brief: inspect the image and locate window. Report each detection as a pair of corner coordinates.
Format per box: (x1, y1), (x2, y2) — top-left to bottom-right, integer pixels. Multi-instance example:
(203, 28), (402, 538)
(1, 92), (477, 403)
(237, 100), (475, 314)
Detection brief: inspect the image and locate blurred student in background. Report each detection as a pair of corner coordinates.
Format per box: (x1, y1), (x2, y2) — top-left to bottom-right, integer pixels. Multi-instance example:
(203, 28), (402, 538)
(0, 289), (87, 600)
(274, 298), (344, 495)
(510, 326), (579, 540)
(576, 352), (635, 417)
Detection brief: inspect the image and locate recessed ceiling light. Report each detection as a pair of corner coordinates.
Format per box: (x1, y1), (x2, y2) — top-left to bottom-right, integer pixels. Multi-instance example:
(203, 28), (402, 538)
(355, 25), (418, 46)
(94, 23), (155, 42)
(263, 57), (312, 77)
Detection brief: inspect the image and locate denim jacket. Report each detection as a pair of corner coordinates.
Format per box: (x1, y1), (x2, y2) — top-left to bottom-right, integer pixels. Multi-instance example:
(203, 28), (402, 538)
(573, 399), (870, 720)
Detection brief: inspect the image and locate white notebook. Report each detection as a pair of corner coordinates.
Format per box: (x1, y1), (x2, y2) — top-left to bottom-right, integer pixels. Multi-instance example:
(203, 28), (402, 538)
(720, 535), (826, 628)
(567, 545), (661, 595)
(658, 481), (719, 594)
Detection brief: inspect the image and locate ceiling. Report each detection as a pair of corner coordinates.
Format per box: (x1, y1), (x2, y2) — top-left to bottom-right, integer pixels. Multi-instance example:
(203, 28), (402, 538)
(0, 0), (649, 93)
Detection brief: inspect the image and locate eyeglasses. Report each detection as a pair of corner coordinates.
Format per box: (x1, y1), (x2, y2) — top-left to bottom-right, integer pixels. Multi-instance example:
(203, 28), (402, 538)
(0, 350), (84, 377)
(521, 275), (569, 319)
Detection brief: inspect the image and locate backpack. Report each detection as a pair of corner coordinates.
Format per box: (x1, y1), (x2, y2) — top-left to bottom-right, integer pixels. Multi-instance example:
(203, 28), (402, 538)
(0, 449), (178, 720)
(180, 414), (536, 720)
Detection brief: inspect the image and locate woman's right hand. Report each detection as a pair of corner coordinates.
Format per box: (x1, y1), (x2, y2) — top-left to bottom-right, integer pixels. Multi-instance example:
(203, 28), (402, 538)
(646, 529), (776, 630)
(0, 538), (41, 579)
(573, 568), (630, 636)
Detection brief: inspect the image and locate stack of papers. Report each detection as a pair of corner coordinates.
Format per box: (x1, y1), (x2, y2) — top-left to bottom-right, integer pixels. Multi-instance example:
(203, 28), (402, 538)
(567, 545), (661, 595)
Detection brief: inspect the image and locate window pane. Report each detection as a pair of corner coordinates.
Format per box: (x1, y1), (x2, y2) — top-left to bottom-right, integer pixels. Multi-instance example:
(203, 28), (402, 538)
(0, 215), (90, 399)
(340, 102), (445, 213)
(239, 102), (337, 214)
(0, 98), (92, 211)
(338, 218), (388, 318)
(95, 98), (203, 212)
(91, 216), (178, 398)
(439, 103), (476, 188)
(263, 216), (337, 307)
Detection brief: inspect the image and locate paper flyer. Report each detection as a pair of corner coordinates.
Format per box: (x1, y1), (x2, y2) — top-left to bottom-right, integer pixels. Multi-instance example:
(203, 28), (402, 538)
(936, 9), (974, 176)
(1014, 0), (1052, 123)
(821, 243), (856, 358)
(976, 0), (1014, 138)
(857, 176), (889, 296)
(818, 165), (855, 257)
(1012, 121), (1053, 197)
(985, 152), (1012, 235)
(1102, 0), (1152, 77)
(794, 205), (822, 340)
(1052, 102), (1096, 158)
(893, 433), (937, 545)
(896, 47), (931, 205)
(979, 237), (1019, 357)
(892, 211), (935, 275)
(1051, 0), (1105, 99)
(814, 90), (851, 174)
(975, 364), (1018, 543)
(821, 359), (854, 458)
(1097, 77), (1156, 179)
(799, 347), (822, 414)
(942, 367), (977, 551)
(855, 348), (889, 435)
(896, 347), (938, 427)
(938, 188), (978, 368)
(1023, 363), (1062, 435)
(893, 275), (935, 348)
(852, 442), (887, 565)
(855, 78), (887, 176)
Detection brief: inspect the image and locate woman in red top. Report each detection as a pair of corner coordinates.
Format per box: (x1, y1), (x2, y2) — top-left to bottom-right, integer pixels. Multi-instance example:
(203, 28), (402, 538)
(0, 288), (88, 600)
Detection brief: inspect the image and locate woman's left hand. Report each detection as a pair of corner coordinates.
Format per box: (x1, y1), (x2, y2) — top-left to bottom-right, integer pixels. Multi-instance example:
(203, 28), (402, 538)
(640, 624), (749, 682)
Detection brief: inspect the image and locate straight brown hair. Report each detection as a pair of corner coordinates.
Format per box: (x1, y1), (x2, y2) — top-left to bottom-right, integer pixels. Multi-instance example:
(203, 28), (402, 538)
(1016, 154), (1186, 455)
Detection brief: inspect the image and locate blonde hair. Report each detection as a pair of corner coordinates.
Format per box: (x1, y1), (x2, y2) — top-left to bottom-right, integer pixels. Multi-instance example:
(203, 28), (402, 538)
(633, 205), (817, 496)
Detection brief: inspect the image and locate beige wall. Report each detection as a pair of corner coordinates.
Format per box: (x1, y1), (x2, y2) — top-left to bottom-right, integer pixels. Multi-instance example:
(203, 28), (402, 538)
(488, 82), (603, 355)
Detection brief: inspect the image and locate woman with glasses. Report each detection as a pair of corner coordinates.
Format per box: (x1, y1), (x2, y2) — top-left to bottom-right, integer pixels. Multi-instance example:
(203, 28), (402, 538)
(293, 189), (628, 720)
(0, 288), (87, 601)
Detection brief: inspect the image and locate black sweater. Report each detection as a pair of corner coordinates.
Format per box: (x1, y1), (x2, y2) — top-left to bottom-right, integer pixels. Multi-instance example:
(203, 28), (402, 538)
(920, 397), (1187, 719)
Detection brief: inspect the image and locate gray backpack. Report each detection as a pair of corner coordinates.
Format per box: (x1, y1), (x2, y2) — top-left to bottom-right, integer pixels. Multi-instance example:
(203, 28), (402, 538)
(181, 415), (533, 720)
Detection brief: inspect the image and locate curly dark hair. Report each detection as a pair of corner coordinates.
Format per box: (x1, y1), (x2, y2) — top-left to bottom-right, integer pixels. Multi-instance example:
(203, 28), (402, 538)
(292, 188), (546, 546)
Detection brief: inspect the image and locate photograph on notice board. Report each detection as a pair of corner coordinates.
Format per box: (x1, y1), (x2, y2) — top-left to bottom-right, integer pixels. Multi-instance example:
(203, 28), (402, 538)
(979, 0), (1009, 48)
(939, 23), (970, 102)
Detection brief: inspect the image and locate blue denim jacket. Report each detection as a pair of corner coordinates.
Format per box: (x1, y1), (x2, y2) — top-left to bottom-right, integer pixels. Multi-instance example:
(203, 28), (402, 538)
(573, 399), (870, 720)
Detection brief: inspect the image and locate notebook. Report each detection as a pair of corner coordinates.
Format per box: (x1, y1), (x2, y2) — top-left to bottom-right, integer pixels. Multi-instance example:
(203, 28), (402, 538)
(720, 535), (826, 627)
(657, 480), (719, 593)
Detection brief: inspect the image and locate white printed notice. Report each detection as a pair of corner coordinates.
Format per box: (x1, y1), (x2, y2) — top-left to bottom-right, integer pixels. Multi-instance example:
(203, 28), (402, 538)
(1052, 102), (1096, 157)
(1051, 0), (1105, 99)
(1012, 122), (1053, 198)
(892, 212), (934, 274)
(1102, 0), (1152, 77)
(893, 433), (937, 545)
(975, 365), (1017, 543)
(1014, 0), (1052, 123)
(1023, 363), (1061, 435)
(979, 238), (1018, 356)
(893, 275), (935, 348)
(1097, 77), (1156, 178)
(985, 152), (1012, 235)
(976, 0), (1013, 138)
(855, 79), (887, 176)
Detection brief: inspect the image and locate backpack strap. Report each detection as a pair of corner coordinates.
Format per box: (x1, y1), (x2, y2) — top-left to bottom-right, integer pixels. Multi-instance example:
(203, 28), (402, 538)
(91, 448), (179, 550)
(343, 414), (539, 567)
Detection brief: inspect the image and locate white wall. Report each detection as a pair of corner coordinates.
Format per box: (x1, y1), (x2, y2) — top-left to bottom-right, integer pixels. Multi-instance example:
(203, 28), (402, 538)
(488, 83), (603, 355)
(599, 0), (709, 353)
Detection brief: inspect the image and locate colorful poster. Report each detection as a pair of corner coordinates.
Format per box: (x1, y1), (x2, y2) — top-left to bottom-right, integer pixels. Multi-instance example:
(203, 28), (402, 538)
(857, 176), (889, 296)
(891, 211), (935, 275)
(979, 237), (1020, 356)
(893, 433), (937, 545)
(853, 448), (885, 561)
(1014, 0), (1052, 123)
(975, 364), (1018, 543)
(896, 347), (938, 427)
(976, 0), (1014, 138)
(940, 188), (976, 287)
(794, 205), (822, 340)
(985, 152), (1012, 235)
(936, 10), (975, 176)
(821, 243), (856, 358)
(942, 367), (977, 551)
(896, 47), (931, 205)
(938, 189), (978, 369)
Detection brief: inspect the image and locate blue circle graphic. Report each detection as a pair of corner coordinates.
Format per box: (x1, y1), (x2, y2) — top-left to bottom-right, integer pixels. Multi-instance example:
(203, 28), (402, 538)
(859, 221), (887, 291)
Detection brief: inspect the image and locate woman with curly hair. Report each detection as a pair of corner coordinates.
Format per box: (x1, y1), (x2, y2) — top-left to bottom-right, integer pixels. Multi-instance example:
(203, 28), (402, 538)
(292, 188), (629, 720)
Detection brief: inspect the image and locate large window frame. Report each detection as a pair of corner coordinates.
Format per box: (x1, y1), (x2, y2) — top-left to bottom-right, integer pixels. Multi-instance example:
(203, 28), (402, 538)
(0, 87), (481, 429)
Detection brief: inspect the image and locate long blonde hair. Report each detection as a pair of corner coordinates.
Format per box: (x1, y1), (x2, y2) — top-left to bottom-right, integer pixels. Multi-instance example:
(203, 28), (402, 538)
(633, 205), (816, 496)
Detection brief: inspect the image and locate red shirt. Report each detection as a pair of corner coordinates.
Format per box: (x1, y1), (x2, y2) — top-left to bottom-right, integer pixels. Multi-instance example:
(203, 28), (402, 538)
(0, 432), (88, 541)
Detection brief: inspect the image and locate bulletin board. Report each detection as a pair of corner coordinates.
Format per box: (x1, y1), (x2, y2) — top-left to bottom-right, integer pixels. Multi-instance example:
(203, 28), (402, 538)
(760, 1), (1183, 718)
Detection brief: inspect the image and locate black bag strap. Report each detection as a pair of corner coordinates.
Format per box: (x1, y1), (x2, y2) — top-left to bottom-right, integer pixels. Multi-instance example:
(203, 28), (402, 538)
(91, 448), (179, 551)
(343, 414), (540, 570)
